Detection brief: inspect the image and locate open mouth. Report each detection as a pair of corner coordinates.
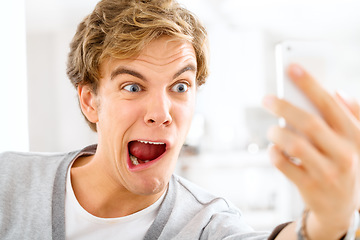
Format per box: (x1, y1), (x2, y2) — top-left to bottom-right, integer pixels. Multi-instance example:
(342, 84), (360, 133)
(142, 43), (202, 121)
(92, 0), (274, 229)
(128, 140), (166, 166)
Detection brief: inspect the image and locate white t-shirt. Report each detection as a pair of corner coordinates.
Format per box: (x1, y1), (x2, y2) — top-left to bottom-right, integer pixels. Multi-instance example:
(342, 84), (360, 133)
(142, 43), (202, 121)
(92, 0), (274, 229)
(65, 167), (166, 240)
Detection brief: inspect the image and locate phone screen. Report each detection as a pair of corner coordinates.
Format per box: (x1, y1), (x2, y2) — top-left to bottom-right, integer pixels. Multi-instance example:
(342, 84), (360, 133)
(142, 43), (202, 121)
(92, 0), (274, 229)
(275, 41), (331, 127)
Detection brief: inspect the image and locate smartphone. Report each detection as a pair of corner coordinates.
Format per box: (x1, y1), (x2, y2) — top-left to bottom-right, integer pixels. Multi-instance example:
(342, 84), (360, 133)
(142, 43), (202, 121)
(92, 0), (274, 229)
(275, 41), (331, 128)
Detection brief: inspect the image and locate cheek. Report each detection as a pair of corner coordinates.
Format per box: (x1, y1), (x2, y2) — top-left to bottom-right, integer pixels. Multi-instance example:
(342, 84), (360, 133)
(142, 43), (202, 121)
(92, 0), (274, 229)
(174, 100), (195, 134)
(97, 99), (143, 134)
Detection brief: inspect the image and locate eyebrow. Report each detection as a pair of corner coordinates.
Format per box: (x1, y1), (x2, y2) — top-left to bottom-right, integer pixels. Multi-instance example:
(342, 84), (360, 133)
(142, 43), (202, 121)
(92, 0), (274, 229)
(110, 64), (197, 81)
(173, 64), (197, 79)
(111, 68), (145, 81)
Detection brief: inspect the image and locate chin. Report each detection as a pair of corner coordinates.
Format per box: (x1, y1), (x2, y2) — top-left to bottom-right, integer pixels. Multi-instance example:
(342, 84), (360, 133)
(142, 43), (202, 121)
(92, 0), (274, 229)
(122, 139), (180, 195)
(132, 175), (169, 196)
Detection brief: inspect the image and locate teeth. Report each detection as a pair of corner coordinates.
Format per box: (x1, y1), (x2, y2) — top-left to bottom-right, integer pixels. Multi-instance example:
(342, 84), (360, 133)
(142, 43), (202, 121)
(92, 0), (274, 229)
(130, 154), (139, 166)
(138, 140), (165, 145)
(130, 154), (151, 165)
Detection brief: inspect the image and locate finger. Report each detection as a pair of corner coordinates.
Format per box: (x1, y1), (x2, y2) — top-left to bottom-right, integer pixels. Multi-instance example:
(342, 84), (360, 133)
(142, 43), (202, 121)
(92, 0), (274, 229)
(334, 92), (360, 145)
(263, 95), (345, 162)
(268, 144), (306, 185)
(268, 125), (330, 180)
(335, 91), (360, 121)
(287, 64), (354, 134)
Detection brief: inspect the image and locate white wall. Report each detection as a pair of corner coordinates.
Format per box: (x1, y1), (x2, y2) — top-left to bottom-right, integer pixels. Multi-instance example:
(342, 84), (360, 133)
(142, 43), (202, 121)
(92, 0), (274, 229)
(182, 0), (360, 152)
(27, 30), (97, 152)
(25, 0), (360, 153)
(24, 0), (360, 231)
(26, 2), (98, 152)
(0, 1), (29, 152)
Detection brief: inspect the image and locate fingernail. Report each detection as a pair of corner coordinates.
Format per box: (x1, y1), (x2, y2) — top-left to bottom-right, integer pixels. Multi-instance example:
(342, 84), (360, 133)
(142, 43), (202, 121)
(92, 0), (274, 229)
(289, 64), (304, 77)
(263, 95), (276, 108)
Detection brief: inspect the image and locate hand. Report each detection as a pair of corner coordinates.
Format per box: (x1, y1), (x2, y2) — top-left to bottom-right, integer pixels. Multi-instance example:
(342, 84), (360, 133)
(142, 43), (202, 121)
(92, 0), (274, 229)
(335, 91), (360, 211)
(263, 64), (360, 239)
(335, 91), (360, 121)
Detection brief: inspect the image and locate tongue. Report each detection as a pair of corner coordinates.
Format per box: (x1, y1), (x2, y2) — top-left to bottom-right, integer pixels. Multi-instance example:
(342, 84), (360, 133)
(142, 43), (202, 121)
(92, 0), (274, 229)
(128, 141), (166, 161)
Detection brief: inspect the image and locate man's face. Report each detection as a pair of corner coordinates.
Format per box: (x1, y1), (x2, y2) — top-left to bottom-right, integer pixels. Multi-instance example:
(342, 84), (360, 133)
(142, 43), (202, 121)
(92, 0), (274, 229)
(92, 37), (197, 196)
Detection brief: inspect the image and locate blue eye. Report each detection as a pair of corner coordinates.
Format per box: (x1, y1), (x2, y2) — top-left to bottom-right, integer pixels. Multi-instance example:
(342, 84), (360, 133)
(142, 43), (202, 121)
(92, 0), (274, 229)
(124, 84), (141, 92)
(172, 83), (188, 93)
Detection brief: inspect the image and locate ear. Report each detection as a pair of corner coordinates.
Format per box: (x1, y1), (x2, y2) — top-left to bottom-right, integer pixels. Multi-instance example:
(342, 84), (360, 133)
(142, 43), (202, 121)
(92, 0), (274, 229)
(78, 85), (99, 124)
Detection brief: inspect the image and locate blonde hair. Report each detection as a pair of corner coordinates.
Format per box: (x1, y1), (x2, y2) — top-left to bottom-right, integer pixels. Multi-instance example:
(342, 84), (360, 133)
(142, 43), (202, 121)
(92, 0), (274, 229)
(67, 0), (209, 131)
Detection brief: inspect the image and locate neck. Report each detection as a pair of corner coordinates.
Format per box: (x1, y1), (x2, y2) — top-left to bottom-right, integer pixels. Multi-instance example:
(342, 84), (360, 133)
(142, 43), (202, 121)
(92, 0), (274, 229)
(70, 155), (166, 218)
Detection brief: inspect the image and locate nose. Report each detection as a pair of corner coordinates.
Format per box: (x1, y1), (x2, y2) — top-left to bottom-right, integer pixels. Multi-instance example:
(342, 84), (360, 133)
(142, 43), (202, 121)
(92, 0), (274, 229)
(144, 92), (172, 127)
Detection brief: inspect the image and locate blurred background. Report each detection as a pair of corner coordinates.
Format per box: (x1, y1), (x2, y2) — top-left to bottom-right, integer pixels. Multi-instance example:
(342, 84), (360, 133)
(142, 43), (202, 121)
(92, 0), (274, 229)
(2, 0), (360, 231)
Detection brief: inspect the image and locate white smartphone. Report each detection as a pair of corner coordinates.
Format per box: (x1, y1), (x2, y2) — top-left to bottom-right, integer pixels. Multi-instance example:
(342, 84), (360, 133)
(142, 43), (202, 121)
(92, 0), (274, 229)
(275, 41), (332, 127)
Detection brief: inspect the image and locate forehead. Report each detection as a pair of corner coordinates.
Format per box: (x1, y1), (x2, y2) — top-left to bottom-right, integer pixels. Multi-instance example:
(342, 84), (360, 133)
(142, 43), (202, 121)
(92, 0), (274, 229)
(99, 37), (197, 80)
(135, 37), (197, 66)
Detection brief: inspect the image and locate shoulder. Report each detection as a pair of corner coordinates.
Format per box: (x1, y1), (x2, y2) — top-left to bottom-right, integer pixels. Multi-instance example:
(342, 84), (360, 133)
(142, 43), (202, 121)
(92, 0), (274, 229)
(0, 144), (97, 176)
(0, 146), (95, 239)
(0, 144), (98, 167)
(158, 175), (269, 239)
(0, 148), (84, 185)
(171, 174), (234, 209)
(0, 150), (76, 171)
(0, 150), (68, 163)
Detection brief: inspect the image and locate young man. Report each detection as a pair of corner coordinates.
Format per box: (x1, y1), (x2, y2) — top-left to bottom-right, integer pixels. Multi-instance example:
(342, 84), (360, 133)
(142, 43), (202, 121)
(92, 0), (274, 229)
(1, 0), (359, 239)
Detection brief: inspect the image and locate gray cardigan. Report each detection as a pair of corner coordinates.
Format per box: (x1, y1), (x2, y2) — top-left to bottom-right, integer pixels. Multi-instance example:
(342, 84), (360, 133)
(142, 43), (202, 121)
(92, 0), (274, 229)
(0, 145), (270, 240)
